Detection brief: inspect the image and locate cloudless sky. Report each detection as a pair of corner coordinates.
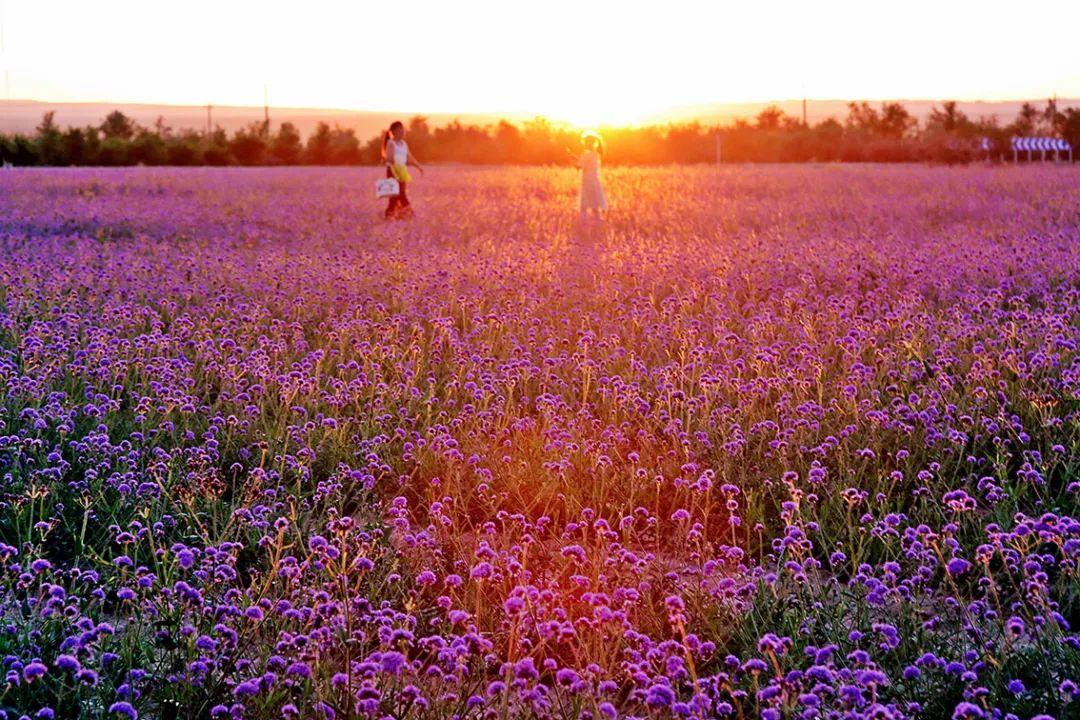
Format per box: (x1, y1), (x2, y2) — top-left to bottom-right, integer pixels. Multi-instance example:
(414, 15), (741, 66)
(2, 0), (1079, 125)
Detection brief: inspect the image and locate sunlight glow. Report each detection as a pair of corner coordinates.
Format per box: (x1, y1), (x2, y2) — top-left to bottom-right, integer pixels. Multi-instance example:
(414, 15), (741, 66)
(2, 0), (1078, 123)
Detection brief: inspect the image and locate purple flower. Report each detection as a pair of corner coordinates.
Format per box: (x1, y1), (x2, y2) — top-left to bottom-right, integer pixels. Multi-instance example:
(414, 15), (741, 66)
(513, 658), (538, 680)
(757, 633), (789, 655)
(108, 702), (138, 719)
(560, 545), (586, 563)
(504, 596), (525, 615)
(380, 651), (406, 675)
(645, 684), (676, 708)
(743, 658), (768, 673)
(55, 655), (80, 672)
(555, 668), (580, 687)
(233, 680), (261, 697)
(946, 557), (971, 575)
(76, 669), (99, 686)
(856, 669), (889, 686)
(24, 662), (48, 681)
(952, 702), (985, 719)
(470, 562), (493, 579)
(286, 662), (312, 679)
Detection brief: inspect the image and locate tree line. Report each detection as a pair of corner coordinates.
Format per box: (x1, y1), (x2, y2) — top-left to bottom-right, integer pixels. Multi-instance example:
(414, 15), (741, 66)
(2, 100), (1077, 167)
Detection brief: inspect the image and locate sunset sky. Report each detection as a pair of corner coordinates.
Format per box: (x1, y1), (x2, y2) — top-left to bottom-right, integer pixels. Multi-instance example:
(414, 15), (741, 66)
(3, 0), (1079, 126)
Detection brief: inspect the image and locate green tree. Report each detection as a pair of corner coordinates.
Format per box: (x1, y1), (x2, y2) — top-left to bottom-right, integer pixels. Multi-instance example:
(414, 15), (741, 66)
(306, 122), (333, 164)
(926, 101), (975, 138)
(11, 135), (40, 165)
(130, 128), (168, 165)
(61, 127), (99, 165)
(406, 116), (433, 158)
(100, 110), (137, 140)
(97, 137), (130, 166)
(1013, 102), (1040, 136)
(229, 122), (269, 165)
(878, 102), (915, 139)
(756, 105), (786, 131)
(153, 116), (172, 139)
(203, 127), (232, 165)
(519, 117), (564, 164)
(167, 130), (204, 166)
(328, 126), (361, 164)
(668, 123), (711, 162)
(36, 111), (66, 165)
(493, 120), (524, 162)
(306, 123), (360, 164)
(845, 102), (879, 134)
(271, 122), (302, 165)
(810, 117), (844, 161)
(1043, 98), (1065, 137)
(972, 115), (1008, 156)
(1060, 108), (1080, 154)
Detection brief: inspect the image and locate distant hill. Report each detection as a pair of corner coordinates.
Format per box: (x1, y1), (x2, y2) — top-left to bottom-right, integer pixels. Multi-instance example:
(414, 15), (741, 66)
(1, 98), (1074, 138)
(0, 100), (520, 140)
(645, 98), (1078, 127)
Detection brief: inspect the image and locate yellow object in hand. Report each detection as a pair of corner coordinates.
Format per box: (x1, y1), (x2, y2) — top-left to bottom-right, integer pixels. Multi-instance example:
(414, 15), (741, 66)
(390, 163), (412, 183)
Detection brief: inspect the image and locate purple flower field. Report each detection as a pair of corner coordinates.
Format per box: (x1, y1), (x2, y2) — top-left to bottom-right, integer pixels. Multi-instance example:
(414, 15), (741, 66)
(0, 165), (1077, 720)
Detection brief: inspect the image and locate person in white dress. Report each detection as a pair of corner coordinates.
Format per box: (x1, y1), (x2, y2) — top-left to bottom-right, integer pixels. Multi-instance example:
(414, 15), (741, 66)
(569, 131), (607, 223)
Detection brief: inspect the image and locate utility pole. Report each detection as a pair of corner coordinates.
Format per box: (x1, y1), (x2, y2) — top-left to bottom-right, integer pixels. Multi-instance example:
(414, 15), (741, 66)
(1052, 91), (1058, 136)
(206, 104), (212, 136)
(263, 84), (270, 129)
(802, 98), (808, 127)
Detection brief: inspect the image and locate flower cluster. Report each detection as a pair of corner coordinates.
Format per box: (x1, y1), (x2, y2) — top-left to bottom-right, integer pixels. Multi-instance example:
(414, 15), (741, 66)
(0, 165), (1076, 719)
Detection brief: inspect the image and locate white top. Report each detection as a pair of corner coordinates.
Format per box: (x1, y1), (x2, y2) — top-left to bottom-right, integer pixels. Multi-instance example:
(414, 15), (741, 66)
(387, 138), (409, 165)
(581, 149), (600, 175)
(579, 150), (606, 211)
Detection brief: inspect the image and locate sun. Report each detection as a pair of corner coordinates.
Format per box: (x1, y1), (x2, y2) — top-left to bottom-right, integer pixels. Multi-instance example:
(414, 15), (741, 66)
(545, 97), (658, 129)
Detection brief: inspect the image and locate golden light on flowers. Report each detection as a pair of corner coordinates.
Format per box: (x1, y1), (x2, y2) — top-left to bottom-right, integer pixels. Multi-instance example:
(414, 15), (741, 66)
(1, 160), (1077, 718)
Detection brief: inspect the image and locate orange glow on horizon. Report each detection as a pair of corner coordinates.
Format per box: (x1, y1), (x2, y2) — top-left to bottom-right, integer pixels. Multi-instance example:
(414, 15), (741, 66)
(1, 0), (1078, 124)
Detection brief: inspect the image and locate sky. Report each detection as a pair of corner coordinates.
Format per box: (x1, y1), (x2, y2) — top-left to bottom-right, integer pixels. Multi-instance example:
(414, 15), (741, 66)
(2, 0), (1079, 126)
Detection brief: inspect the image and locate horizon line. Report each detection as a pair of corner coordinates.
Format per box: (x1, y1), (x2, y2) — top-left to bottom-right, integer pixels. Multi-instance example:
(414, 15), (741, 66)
(3, 94), (1076, 118)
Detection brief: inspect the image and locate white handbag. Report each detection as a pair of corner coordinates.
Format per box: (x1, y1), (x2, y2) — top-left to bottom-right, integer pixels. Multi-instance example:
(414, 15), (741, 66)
(375, 177), (400, 198)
